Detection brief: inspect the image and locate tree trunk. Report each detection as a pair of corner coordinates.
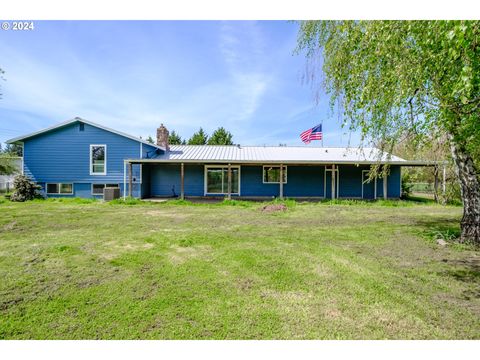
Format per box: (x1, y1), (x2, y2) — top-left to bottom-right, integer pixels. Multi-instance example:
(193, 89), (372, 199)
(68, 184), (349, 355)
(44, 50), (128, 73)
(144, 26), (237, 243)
(449, 135), (480, 245)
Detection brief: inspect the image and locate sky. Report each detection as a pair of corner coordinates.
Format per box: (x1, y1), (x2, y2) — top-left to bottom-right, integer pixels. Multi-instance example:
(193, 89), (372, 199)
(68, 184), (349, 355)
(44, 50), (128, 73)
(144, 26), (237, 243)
(0, 21), (361, 147)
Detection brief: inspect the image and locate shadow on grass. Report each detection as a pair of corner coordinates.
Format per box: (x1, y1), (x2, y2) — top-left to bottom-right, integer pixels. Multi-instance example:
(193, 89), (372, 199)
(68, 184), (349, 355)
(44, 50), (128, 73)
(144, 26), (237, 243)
(404, 195), (437, 204)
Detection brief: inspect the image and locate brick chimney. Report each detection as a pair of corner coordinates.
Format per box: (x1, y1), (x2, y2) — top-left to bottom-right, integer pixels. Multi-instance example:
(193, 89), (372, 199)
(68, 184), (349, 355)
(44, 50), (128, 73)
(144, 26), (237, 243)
(156, 123), (169, 151)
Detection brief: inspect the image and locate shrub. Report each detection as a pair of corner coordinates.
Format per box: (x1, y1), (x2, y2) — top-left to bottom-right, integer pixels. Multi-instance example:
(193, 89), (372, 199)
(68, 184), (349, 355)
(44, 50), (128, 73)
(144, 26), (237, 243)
(10, 175), (42, 202)
(401, 173), (414, 198)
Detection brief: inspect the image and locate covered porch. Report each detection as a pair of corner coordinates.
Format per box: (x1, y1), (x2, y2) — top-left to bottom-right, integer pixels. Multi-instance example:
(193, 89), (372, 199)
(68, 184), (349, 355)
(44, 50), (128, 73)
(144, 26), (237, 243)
(123, 159), (445, 201)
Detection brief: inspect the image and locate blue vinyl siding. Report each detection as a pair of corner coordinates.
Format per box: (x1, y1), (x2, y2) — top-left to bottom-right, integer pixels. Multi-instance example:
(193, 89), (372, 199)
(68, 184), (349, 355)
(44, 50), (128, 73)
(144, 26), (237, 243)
(338, 165), (364, 198)
(362, 171), (375, 199)
(377, 166), (402, 198)
(141, 165), (151, 198)
(24, 121), (157, 198)
(184, 165), (205, 196)
(149, 164), (204, 197)
(147, 164), (401, 199)
(241, 166), (279, 197)
(284, 166), (325, 197)
(373, 165), (401, 199)
(388, 165), (401, 198)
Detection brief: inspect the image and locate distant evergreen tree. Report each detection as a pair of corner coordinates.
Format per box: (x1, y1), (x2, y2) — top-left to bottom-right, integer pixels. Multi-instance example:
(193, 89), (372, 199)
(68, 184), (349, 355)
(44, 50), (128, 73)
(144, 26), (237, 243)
(169, 130), (184, 145)
(146, 135), (155, 144)
(207, 127), (233, 145)
(0, 154), (16, 175)
(2, 143), (22, 157)
(188, 128), (208, 145)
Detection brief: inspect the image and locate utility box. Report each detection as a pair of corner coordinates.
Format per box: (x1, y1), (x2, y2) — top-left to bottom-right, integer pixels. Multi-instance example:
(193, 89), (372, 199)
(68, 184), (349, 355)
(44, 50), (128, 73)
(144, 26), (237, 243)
(103, 187), (120, 201)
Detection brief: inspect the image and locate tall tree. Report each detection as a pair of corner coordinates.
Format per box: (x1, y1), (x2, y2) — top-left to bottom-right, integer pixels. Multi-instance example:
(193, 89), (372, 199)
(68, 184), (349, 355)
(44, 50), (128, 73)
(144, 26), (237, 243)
(296, 21), (480, 244)
(207, 127), (234, 145)
(169, 130), (184, 145)
(0, 154), (17, 175)
(188, 128), (208, 145)
(2, 143), (23, 157)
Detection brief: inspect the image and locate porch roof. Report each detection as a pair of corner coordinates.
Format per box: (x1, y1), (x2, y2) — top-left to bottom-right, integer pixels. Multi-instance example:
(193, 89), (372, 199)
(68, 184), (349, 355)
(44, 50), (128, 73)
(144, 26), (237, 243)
(126, 145), (440, 166)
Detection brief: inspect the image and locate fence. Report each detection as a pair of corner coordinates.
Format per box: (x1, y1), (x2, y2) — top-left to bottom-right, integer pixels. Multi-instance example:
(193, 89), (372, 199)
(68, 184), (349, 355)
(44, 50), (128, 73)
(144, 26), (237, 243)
(409, 182), (435, 193)
(0, 181), (14, 194)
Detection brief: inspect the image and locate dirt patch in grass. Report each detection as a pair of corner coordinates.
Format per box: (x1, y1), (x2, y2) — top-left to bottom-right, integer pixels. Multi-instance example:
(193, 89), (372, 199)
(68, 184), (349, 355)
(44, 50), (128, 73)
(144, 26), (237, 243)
(98, 242), (154, 260)
(167, 245), (212, 265)
(3, 220), (17, 231)
(144, 210), (190, 219)
(261, 204), (287, 213)
(236, 277), (255, 292)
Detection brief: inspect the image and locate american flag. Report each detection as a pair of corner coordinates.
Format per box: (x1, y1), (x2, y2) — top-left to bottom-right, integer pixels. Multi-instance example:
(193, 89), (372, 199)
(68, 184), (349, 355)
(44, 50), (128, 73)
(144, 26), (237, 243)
(300, 124), (322, 144)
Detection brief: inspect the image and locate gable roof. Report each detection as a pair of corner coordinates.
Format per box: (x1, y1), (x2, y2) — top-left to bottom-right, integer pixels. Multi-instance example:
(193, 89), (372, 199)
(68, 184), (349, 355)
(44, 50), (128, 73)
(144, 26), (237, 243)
(6, 117), (165, 151)
(130, 145), (434, 165)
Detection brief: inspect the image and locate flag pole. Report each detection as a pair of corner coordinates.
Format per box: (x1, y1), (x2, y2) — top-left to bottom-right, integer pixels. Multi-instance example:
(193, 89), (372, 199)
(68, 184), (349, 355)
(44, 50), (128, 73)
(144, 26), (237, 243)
(321, 119), (324, 147)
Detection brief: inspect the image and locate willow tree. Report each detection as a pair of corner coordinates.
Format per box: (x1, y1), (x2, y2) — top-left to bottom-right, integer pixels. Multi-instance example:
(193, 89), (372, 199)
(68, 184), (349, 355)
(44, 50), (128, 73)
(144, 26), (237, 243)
(296, 21), (480, 244)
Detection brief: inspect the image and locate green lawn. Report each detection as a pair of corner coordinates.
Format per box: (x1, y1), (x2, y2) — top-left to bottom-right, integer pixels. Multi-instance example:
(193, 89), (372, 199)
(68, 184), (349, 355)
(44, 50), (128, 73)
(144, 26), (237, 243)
(0, 198), (478, 339)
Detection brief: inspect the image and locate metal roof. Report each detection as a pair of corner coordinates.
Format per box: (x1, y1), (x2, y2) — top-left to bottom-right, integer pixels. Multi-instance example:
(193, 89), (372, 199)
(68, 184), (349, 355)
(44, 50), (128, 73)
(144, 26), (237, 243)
(129, 145), (437, 165)
(6, 117), (166, 151)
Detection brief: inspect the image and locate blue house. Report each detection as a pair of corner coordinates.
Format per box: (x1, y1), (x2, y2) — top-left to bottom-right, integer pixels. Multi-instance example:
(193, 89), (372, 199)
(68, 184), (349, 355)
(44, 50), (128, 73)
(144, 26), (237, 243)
(6, 118), (432, 200)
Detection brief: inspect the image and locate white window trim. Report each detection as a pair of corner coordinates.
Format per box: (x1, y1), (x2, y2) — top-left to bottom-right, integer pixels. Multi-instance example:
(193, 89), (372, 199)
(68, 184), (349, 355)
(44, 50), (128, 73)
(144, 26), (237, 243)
(91, 183), (120, 196)
(46, 182), (74, 195)
(262, 165), (287, 184)
(204, 165), (241, 196)
(139, 143), (143, 183)
(324, 166), (339, 198)
(21, 142), (24, 175)
(90, 144), (107, 176)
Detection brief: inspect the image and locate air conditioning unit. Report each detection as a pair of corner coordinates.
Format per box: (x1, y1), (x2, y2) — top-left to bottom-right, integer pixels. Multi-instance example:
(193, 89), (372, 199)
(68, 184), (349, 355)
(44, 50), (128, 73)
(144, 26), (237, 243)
(103, 187), (120, 201)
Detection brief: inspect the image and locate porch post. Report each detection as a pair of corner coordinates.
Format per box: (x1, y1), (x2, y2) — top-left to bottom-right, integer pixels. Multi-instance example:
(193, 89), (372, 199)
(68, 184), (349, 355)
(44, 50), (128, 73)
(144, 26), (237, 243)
(331, 164), (336, 199)
(279, 164), (284, 200)
(123, 161), (126, 200)
(227, 163), (232, 200)
(383, 166), (388, 200)
(180, 163), (185, 200)
(128, 161), (133, 198)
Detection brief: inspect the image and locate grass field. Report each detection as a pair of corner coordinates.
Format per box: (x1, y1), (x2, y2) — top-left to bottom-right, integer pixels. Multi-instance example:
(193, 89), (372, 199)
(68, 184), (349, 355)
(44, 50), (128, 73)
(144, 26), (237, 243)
(0, 198), (478, 339)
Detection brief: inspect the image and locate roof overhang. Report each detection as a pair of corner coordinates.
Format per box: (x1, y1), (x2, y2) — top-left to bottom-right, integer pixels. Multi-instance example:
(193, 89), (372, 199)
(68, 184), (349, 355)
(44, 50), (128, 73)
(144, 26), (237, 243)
(124, 159), (443, 166)
(6, 117), (166, 152)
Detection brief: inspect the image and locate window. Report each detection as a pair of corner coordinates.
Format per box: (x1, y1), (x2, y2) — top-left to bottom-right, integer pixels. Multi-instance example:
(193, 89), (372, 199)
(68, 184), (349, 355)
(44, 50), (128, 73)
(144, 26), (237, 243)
(263, 166), (287, 184)
(46, 183), (73, 195)
(90, 145), (106, 175)
(92, 183), (119, 195)
(205, 166), (240, 194)
(79, 123), (85, 131)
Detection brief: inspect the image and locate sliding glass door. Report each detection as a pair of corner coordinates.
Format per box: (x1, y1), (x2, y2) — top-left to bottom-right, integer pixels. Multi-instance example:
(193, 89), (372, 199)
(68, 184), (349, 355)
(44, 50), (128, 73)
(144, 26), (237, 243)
(205, 166), (240, 195)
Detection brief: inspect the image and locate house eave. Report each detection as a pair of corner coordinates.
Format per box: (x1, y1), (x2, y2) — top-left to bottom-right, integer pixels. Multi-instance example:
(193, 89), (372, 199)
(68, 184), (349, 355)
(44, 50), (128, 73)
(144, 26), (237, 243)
(6, 117), (166, 152)
(124, 159), (442, 166)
